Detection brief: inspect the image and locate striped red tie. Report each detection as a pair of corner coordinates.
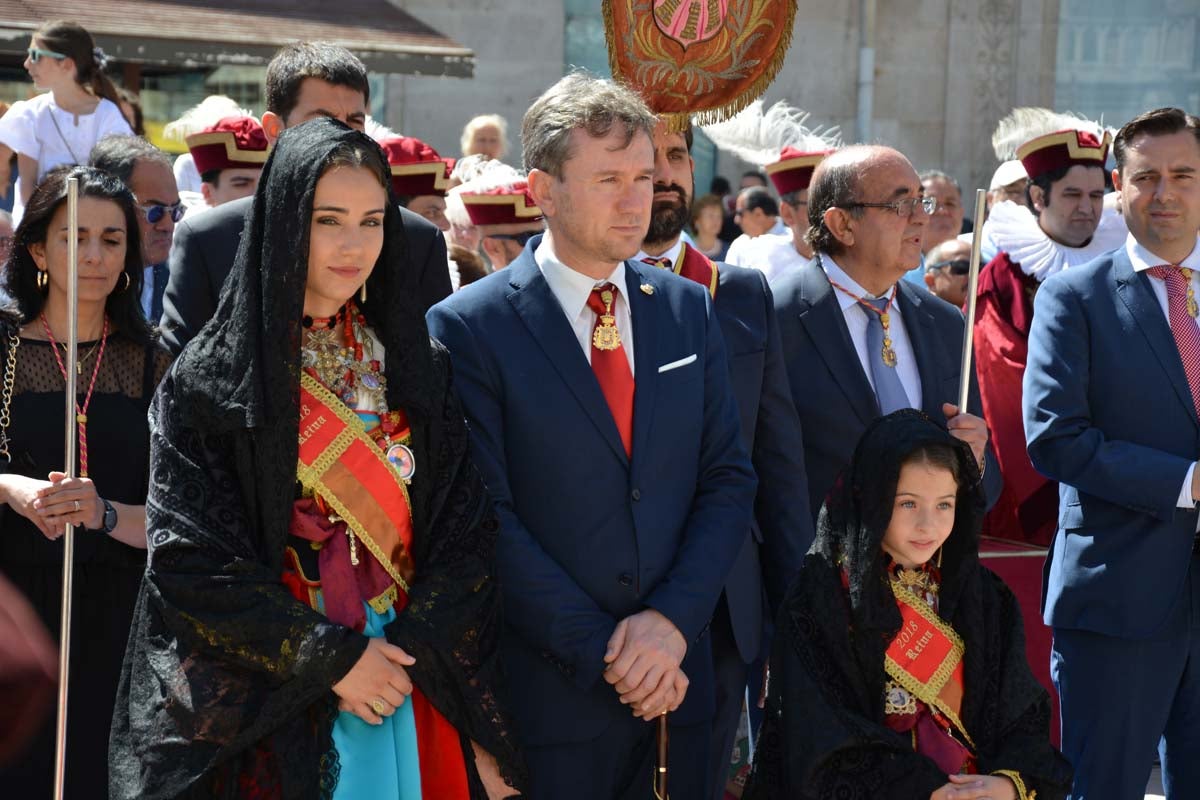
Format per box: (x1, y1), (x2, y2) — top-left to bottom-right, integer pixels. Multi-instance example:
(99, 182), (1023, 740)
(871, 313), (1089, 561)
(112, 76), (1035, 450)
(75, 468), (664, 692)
(1149, 265), (1200, 415)
(586, 283), (635, 456)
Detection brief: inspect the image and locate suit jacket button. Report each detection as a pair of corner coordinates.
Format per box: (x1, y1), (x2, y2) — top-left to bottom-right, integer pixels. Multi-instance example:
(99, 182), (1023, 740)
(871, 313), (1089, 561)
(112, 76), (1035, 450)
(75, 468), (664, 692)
(631, 489), (641, 501)
(619, 573), (633, 586)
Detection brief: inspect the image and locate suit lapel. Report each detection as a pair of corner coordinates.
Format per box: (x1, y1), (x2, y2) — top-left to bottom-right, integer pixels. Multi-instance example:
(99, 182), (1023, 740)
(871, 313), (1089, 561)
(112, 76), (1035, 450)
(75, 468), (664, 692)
(505, 252), (630, 464)
(896, 283), (944, 416)
(625, 261), (659, 460)
(795, 263), (878, 424)
(1114, 252), (1199, 426)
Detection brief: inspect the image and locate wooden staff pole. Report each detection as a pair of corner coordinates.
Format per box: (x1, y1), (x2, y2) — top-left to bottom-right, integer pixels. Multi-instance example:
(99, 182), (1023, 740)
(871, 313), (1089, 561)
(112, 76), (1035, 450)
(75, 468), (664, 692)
(957, 188), (988, 413)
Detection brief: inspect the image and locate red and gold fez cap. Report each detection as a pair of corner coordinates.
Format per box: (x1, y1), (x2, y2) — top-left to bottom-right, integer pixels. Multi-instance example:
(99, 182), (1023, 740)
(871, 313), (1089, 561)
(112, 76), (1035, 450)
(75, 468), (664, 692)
(186, 116), (268, 174)
(767, 146), (835, 195)
(379, 136), (453, 198)
(1016, 128), (1111, 181)
(461, 182), (542, 226)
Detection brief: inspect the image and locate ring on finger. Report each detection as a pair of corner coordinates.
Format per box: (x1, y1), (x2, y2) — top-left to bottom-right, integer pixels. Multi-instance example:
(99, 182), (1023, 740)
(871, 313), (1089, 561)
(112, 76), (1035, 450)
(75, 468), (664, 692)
(370, 698), (388, 716)
(74, 499), (81, 512)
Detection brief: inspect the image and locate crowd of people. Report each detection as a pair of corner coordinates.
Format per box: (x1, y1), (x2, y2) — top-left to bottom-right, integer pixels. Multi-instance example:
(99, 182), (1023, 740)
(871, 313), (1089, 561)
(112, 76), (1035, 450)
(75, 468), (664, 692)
(0, 16), (1197, 800)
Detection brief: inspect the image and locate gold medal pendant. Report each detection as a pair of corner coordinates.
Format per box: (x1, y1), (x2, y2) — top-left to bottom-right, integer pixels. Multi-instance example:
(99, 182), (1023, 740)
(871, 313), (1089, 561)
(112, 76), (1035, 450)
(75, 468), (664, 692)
(881, 337), (898, 368)
(593, 316), (622, 350)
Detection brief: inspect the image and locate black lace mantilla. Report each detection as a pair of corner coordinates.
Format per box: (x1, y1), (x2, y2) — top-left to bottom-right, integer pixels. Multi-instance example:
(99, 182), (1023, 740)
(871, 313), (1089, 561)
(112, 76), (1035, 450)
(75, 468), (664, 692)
(744, 410), (1072, 799)
(108, 119), (524, 799)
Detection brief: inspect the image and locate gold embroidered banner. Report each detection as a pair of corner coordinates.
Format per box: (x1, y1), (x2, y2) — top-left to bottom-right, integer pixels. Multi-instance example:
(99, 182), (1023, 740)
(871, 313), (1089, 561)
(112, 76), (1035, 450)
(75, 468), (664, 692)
(603, 0), (797, 129)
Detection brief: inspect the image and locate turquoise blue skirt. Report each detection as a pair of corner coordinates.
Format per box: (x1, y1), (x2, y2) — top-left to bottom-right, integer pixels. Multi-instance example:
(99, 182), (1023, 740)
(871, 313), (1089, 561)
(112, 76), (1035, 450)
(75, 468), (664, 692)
(332, 604), (424, 799)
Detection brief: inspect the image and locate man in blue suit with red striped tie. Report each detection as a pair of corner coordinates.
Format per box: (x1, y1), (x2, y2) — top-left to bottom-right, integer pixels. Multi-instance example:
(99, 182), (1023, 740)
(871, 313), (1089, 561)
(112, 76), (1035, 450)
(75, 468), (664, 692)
(427, 75), (756, 800)
(1024, 107), (1200, 800)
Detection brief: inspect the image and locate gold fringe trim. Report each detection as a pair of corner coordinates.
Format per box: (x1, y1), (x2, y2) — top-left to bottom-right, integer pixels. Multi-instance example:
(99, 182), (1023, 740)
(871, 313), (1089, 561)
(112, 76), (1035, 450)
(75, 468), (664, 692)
(602, 0), (799, 129)
(992, 770), (1035, 800)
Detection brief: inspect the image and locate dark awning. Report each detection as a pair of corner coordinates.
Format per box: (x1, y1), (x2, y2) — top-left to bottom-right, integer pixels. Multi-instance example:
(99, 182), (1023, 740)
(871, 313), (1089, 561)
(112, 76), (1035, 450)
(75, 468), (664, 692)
(0, 0), (474, 77)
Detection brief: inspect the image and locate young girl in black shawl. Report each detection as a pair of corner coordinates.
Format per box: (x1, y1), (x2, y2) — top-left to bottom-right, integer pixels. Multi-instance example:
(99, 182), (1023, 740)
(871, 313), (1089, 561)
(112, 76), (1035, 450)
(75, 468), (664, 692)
(109, 118), (523, 799)
(745, 410), (1071, 800)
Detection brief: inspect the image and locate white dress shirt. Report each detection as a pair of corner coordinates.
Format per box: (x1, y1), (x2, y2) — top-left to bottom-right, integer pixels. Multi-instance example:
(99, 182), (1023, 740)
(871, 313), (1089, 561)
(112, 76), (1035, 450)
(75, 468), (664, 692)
(1126, 233), (1200, 510)
(535, 236), (636, 376)
(724, 218), (790, 266)
(820, 252), (923, 409)
(727, 231), (811, 284)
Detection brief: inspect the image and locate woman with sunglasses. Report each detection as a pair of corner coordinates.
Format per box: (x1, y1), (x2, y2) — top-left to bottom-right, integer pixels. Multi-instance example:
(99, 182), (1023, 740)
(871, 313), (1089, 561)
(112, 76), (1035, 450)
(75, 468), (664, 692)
(0, 20), (131, 225)
(0, 165), (170, 795)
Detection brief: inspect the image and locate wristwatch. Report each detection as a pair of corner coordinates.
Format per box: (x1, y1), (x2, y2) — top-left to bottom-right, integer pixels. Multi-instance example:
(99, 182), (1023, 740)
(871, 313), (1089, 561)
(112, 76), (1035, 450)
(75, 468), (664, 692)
(100, 498), (118, 534)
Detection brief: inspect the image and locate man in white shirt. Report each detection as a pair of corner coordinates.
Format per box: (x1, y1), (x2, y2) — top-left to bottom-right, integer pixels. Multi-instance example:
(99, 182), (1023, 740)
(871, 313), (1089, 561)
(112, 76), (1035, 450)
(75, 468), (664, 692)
(770, 144), (1001, 518)
(725, 186), (787, 265)
(1024, 106), (1200, 800)
(426, 73), (755, 800)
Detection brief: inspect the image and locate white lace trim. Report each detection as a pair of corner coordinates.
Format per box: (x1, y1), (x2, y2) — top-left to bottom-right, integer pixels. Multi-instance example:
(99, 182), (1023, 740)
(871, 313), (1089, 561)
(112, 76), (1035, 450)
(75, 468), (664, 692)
(984, 199), (1128, 281)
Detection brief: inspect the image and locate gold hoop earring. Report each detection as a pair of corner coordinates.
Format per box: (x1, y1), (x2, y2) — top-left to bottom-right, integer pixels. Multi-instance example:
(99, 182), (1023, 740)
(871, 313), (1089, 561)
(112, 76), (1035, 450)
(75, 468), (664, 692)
(360, 282), (367, 304)
(36, 269), (48, 291)
(118, 272), (131, 293)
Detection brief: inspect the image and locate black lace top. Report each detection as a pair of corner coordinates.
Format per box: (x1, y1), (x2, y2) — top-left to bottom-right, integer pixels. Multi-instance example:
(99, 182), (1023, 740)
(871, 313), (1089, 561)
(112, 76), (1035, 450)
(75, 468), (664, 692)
(0, 329), (170, 799)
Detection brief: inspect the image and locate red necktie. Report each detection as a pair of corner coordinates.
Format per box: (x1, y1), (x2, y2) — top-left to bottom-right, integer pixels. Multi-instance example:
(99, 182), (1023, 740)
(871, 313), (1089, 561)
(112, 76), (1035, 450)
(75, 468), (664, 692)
(640, 256), (672, 270)
(1149, 265), (1200, 415)
(586, 283), (635, 456)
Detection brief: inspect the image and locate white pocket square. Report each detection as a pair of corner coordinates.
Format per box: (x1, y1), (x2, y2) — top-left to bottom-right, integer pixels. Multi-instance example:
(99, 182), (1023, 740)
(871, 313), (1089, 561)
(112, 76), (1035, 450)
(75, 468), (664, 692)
(657, 354), (697, 373)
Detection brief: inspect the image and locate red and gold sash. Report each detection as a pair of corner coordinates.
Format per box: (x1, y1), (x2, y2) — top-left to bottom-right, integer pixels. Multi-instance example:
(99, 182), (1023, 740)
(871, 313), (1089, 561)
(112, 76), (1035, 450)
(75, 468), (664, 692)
(296, 371), (415, 591)
(884, 583), (975, 749)
(675, 242), (719, 297)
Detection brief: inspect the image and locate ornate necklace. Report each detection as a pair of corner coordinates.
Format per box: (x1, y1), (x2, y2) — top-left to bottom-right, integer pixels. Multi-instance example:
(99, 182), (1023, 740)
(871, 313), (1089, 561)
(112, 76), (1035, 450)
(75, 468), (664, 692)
(300, 301), (387, 410)
(40, 314), (108, 478)
(828, 276), (899, 368)
(1182, 267), (1198, 318)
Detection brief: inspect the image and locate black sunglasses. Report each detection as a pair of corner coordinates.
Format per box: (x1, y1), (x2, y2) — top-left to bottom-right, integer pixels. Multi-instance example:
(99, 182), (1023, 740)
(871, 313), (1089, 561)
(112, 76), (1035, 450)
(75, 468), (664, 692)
(930, 258), (972, 275)
(489, 231), (538, 246)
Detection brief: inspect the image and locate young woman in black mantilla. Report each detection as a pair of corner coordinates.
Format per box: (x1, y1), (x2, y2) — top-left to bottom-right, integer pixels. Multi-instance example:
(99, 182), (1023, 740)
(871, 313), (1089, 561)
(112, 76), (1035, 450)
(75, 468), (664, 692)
(0, 165), (170, 796)
(745, 410), (1072, 800)
(109, 118), (523, 799)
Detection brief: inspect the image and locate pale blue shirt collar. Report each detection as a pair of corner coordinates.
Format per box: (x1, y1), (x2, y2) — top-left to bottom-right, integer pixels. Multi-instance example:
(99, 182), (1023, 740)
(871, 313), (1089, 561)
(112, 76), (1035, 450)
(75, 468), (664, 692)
(534, 235), (631, 321)
(1127, 232), (1200, 272)
(819, 252), (898, 312)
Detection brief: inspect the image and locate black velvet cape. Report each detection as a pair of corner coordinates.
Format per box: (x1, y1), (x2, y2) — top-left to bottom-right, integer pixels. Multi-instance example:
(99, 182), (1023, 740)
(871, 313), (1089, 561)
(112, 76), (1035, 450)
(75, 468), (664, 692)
(744, 410), (1071, 799)
(109, 119), (523, 799)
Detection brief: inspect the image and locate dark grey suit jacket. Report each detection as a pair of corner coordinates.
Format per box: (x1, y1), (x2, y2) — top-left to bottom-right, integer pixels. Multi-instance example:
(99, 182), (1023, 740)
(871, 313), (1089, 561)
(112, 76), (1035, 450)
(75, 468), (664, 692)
(773, 257), (1002, 519)
(160, 196), (452, 354)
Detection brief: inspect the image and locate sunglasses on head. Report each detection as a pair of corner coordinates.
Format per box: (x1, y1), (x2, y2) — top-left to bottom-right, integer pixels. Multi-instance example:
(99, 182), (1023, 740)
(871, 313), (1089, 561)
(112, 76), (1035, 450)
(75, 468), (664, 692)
(27, 47), (66, 63)
(930, 258), (972, 275)
(138, 202), (185, 224)
(489, 231), (538, 246)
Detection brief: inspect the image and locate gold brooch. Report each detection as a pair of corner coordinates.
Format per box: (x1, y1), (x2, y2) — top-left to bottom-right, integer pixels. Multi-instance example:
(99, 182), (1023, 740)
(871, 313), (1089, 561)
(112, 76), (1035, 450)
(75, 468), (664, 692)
(640, 283), (654, 295)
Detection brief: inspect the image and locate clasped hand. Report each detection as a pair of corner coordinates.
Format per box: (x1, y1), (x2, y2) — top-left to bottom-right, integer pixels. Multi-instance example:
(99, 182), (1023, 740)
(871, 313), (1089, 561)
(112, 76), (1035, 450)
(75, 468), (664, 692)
(332, 638), (416, 725)
(3, 471), (103, 539)
(930, 773), (1018, 800)
(603, 608), (689, 721)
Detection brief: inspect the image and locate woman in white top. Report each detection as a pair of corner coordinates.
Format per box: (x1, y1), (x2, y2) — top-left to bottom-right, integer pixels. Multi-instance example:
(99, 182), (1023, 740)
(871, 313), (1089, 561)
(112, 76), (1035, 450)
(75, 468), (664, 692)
(0, 20), (132, 224)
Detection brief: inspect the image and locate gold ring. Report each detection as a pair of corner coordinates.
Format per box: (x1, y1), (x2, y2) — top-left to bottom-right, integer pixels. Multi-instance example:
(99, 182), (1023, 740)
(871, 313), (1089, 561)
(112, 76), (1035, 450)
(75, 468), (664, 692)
(370, 698), (387, 716)
(74, 499), (80, 512)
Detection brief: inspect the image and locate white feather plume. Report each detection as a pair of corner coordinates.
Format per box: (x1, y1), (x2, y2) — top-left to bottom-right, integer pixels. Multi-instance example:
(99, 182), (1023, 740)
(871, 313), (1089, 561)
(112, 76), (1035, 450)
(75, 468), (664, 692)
(701, 100), (841, 167)
(991, 107), (1106, 161)
(163, 96), (254, 142)
(451, 159), (526, 195)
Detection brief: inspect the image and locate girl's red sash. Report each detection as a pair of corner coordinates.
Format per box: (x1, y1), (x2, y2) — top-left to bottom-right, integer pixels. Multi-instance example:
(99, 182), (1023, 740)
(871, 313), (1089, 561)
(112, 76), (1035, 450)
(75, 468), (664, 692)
(884, 583), (975, 749)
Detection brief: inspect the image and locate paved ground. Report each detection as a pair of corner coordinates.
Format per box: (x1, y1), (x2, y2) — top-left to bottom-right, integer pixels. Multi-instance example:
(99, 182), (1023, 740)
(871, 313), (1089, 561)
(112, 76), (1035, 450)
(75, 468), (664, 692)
(1146, 766), (1164, 799)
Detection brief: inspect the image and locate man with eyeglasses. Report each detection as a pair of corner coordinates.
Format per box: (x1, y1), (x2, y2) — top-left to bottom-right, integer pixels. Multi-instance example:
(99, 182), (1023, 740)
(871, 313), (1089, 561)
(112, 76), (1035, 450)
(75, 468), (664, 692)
(923, 238), (972, 307)
(88, 134), (180, 323)
(460, 179), (545, 271)
(771, 144), (1001, 519)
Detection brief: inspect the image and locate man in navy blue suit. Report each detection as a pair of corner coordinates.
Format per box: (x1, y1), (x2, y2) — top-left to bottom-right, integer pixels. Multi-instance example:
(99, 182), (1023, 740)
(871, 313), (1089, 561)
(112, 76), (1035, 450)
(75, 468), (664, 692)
(1024, 107), (1200, 800)
(772, 145), (1001, 521)
(632, 118), (813, 799)
(427, 75), (757, 800)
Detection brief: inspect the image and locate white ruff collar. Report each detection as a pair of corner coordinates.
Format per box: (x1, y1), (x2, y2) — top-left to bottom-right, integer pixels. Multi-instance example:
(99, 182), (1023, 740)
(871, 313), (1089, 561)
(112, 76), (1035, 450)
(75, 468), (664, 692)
(984, 199), (1128, 281)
